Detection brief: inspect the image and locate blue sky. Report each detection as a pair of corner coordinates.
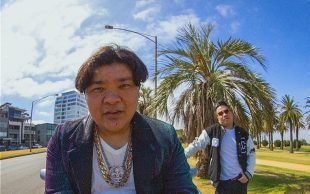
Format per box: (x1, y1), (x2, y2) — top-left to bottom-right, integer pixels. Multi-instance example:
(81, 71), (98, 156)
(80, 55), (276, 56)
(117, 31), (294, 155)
(1, 0), (309, 141)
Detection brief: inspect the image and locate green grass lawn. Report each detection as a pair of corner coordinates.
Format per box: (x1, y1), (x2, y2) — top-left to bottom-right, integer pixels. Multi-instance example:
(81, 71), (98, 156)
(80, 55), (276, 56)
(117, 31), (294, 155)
(189, 163), (310, 194)
(256, 148), (310, 165)
(249, 165), (310, 194)
(299, 145), (310, 152)
(188, 147), (310, 194)
(269, 145), (310, 153)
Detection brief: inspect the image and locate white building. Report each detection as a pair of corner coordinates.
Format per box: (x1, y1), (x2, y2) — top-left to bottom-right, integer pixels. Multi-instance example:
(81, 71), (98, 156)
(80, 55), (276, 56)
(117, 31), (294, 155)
(54, 91), (88, 124)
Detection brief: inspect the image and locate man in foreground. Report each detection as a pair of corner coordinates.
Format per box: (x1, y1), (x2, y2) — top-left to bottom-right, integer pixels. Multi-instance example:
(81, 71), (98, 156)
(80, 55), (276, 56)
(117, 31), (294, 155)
(185, 101), (256, 194)
(45, 44), (198, 193)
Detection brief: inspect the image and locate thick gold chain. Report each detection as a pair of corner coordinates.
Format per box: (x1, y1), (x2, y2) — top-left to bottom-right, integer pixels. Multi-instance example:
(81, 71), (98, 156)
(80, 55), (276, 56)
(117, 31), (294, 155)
(93, 127), (133, 188)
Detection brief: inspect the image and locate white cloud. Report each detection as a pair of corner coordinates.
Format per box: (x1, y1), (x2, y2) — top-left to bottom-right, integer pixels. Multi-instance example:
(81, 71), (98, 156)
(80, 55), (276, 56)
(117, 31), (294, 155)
(157, 13), (200, 41)
(32, 119), (49, 125)
(230, 21), (240, 33)
(1, 0), (96, 98)
(201, 16), (218, 27)
(142, 79), (155, 91)
(38, 111), (52, 117)
(215, 4), (234, 17)
(37, 98), (56, 108)
(3, 78), (73, 98)
(134, 6), (160, 21)
(135, 0), (155, 9)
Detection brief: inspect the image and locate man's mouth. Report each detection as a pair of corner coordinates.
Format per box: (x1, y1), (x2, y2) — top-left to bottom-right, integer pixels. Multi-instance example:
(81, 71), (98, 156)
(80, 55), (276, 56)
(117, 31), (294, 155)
(104, 110), (123, 117)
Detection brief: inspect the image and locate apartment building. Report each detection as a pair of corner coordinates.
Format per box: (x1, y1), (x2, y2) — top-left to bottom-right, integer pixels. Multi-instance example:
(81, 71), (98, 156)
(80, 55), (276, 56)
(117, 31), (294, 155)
(54, 90), (88, 124)
(0, 103), (34, 145)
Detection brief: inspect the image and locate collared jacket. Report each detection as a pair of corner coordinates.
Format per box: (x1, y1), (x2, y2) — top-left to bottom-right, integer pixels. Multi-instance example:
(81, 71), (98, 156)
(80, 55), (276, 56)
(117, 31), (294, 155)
(184, 123), (256, 188)
(45, 112), (198, 194)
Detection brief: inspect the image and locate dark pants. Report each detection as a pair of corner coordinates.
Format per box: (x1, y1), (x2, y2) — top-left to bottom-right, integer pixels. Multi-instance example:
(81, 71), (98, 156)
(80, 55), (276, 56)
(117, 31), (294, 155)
(215, 180), (247, 194)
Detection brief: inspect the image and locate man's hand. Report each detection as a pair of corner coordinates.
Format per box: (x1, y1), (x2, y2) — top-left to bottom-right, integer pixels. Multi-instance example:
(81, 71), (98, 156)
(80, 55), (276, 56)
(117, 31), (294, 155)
(238, 172), (248, 183)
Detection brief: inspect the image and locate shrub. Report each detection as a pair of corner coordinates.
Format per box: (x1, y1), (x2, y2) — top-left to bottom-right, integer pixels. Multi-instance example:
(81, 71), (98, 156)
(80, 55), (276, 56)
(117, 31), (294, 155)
(274, 140), (281, 147)
(253, 140), (257, 145)
(261, 140), (268, 147)
(284, 140), (290, 147)
(293, 140), (302, 149)
(301, 139), (308, 146)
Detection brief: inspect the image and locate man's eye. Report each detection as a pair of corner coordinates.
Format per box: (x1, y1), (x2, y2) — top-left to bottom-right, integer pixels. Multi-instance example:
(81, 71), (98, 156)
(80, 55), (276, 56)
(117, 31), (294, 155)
(120, 84), (131, 88)
(92, 87), (104, 92)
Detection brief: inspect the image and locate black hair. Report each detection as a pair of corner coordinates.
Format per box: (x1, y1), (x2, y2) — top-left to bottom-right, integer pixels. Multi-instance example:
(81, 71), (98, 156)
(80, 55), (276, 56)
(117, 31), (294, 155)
(75, 44), (148, 93)
(214, 100), (231, 111)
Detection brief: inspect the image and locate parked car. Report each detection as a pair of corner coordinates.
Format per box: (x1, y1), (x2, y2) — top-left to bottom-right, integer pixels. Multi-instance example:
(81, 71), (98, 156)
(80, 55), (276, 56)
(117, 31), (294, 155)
(18, 145), (29, 150)
(7, 145), (18, 151)
(32, 144), (43, 148)
(0, 145), (7, 151)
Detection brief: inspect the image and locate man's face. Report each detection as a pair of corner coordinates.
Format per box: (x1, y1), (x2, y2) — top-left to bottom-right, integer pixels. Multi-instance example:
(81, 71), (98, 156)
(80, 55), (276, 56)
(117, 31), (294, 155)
(85, 62), (139, 135)
(216, 105), (234, 129)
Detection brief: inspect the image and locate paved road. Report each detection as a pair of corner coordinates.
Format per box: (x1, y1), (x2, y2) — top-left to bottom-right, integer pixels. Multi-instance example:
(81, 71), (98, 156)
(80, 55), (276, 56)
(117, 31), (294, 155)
(0, 153), (46, 194)
(256, 159), (310, 173)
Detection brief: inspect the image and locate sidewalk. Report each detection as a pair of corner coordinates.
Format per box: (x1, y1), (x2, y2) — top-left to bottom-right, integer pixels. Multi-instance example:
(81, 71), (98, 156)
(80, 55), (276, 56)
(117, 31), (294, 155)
(256, 159), (310, 173)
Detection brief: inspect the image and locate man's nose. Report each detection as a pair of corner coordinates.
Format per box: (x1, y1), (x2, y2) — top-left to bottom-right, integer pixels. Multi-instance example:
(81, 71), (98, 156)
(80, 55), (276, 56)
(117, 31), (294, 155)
(102, 91), (121, 104)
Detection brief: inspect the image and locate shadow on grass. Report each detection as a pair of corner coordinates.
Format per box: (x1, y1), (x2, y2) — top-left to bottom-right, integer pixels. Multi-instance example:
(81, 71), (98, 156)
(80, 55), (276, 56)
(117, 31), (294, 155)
(249, 167), (310, 194)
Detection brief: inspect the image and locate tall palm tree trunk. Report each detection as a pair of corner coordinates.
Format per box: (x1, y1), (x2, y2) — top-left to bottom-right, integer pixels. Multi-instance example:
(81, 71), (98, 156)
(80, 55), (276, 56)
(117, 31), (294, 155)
(196, 98), (213, 178)
(280, 131), (284, 150)
(256, 133), (260, 149)
(269, 131), (273, 151)
(196, 149), (209, 178)
(296, 127), (299, 151)
(289, 121), (294, 153)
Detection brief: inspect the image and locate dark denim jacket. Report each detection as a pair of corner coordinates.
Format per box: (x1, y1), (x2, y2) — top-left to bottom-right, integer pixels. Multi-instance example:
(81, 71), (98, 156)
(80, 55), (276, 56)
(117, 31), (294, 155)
(45, 112), (198, 194)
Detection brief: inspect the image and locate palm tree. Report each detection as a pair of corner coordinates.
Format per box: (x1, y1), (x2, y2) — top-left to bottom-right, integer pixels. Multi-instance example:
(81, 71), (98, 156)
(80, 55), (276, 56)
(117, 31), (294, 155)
(153, 23), (275, 177)
(137, 85), (155, 117)
(293, 112), (305, 151)
(279, 95), (302, 153)
(306, 97), (310, 129)
(250, 118), (261, 149)
(263, 109), (276, 151)
(276, 117), (287, 150)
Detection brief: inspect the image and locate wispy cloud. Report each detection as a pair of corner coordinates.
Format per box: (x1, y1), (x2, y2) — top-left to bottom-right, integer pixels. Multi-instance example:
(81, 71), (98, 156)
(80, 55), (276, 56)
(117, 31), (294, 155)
(37, 98), (57, 108)
(38, 111), (52, 117)
(134, 6), (161, 21)
(157, 13), (200, 41)
(4, 78), (73, 98)
(135, 0), (155, 9)
(202, 16), (218, 27)
(215, 4), (234, 17)
(33, 119), (49, 125)
(230, 21), (240, 33)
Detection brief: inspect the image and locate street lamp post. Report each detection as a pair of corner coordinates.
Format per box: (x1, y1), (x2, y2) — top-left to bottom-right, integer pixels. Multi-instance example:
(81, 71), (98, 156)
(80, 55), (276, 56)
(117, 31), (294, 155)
(29, 94), (58, 152)
(104, 25), (158, 118)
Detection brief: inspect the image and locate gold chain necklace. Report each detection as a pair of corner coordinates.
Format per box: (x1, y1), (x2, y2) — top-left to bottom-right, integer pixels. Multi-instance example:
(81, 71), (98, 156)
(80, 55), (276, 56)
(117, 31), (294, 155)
(93, 126), (133, 188)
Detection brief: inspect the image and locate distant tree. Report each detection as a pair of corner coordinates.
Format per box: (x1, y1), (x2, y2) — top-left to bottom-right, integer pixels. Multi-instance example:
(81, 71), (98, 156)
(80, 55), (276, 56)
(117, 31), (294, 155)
(274, 140), (281, 147)
(293, 112), (305, 151)
(261, 139), (268, 147)
(300, 139), (308, 146)
(305, 97), (310, 129)
(275, 114), (287, 150)
(293, 140), (302, 149)
(284, 140), (290, 147)
(263, 108), (276, 151)
(279, 95), (302, 153)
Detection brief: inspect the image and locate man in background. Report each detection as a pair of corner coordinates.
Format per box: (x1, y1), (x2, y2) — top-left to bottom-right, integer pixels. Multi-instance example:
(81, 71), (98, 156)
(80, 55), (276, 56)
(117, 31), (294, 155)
(185, 101), (256, 194)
